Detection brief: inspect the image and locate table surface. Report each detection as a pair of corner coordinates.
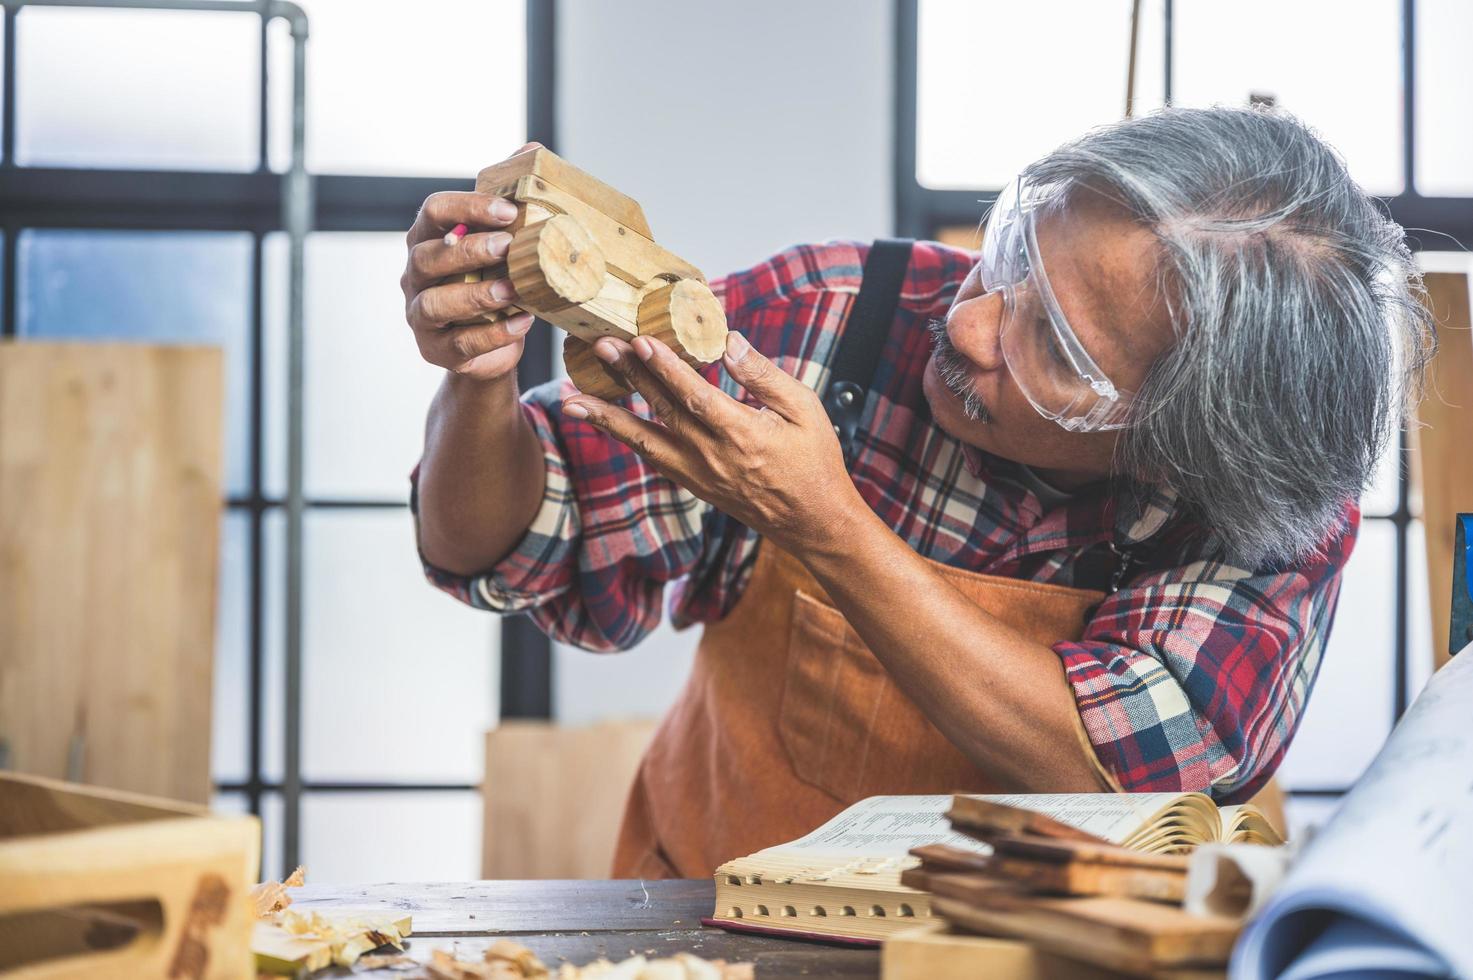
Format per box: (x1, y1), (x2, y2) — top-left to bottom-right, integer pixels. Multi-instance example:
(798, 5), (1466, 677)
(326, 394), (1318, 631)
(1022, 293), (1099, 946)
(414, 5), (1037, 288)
(294, 879), (881, 979)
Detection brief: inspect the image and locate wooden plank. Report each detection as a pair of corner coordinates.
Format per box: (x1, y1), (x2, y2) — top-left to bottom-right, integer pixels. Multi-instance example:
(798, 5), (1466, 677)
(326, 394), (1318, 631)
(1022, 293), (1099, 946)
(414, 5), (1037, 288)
(482, 720), (657, 880)
(476, 148), (654, 239)
(1414, 272), (1473, 670)
(0, 342), (224, 804)
(290, 880), (712, 936)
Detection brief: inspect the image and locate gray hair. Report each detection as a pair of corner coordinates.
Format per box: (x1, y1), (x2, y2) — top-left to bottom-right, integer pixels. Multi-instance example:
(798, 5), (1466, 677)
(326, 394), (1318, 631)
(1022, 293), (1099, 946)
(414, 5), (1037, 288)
(1022, 105), (1436, 567)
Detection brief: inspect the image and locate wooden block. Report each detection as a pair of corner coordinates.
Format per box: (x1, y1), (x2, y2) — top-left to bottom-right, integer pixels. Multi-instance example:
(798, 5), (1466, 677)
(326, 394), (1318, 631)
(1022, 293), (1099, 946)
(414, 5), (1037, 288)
(0, 772), (259, 979)
(482, 720), (657, 879)
(0, 342), (223, 804)
(475, 147), (654, 239)
(637, 280), (729, 368)
(507, 213), (607, 313)
(1414, 271), (1473, 669)
(562, 335), (632, 402)
(882, 921), (1128, 980)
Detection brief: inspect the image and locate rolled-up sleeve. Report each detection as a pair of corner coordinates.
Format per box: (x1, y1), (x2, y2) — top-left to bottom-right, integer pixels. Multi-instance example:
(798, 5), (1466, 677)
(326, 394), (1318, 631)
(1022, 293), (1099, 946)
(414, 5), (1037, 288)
(1052, 507), (1357, 802)
(411, 377), (714, 652)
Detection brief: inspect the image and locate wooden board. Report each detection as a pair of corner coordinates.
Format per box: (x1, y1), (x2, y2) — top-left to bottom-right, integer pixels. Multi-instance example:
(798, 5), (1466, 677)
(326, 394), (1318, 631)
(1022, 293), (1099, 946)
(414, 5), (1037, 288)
(0, 342), (224, 804)
(1414, 272), (1473, 669)
(482, 719), (657, 879)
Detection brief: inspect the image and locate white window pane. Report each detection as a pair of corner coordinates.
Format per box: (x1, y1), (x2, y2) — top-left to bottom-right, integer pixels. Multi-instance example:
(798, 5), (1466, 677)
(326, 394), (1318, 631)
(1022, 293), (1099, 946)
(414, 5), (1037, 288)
(1360, 430), (1404, 518)
(213, 512), (251, 784)
(1173, 1), (1402, 195)
(16, 230), (253, 497)
(211, 791), (284, 881)
(263, 233), (446, 500)
(1416, 0), (1473, 195)
(1406, 519), (1435, 695)
(17, 8), (259, 170)
(1279, 520), (1397, 788)
(554, 621), (696, 726)
(269, 1), (525, 176)
(917, 1), (1158, 189)
(302, 511), (497, 782)
(301, 791), (481, 883)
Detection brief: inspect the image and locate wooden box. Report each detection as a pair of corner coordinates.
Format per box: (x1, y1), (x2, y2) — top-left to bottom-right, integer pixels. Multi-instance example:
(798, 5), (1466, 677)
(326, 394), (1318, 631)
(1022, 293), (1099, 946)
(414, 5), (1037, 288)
(0, 772), (260, 979)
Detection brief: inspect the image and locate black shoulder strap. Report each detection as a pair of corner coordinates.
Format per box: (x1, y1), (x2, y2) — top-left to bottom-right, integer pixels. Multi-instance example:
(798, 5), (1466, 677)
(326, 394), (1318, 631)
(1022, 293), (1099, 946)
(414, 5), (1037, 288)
(823, 239), (914, 460)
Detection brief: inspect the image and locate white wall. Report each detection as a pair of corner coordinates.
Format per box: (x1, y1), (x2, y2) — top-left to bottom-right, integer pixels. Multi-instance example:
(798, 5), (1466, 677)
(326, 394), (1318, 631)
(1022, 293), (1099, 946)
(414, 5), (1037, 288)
(551, 0), (895, 723)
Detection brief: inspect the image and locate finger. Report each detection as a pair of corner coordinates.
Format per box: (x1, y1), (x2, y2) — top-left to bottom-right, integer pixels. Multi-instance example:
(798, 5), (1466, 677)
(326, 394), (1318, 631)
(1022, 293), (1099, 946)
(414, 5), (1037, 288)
(720, 332), (816, 422)
(590, 338), (699, 438)
(405, 231), (513, 291)
(628, 334), (754, 433)
(424, 313), (534, 368)
(407, 191), (520, 247)
(562, 395), (689, 476)
(407, 277), (520, 330)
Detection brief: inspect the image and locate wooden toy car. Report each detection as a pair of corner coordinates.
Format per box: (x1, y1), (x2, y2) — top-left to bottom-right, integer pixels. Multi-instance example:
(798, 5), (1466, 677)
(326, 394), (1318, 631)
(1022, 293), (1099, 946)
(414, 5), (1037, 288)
(463, 148), (728, 399)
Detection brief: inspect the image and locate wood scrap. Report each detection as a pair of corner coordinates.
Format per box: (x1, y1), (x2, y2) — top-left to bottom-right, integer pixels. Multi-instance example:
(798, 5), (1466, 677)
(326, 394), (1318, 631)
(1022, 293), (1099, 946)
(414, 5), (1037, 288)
(250, 866), (413, 975)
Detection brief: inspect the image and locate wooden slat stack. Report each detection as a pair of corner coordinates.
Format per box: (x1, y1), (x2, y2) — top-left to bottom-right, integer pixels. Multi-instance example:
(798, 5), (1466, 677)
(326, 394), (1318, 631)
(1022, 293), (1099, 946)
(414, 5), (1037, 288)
(891, 801), (1242, 979)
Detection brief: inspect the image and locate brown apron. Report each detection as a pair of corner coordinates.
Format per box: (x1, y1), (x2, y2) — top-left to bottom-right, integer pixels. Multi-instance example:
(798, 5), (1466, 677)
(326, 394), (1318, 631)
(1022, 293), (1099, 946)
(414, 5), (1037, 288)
(611, 540), (1119, 879)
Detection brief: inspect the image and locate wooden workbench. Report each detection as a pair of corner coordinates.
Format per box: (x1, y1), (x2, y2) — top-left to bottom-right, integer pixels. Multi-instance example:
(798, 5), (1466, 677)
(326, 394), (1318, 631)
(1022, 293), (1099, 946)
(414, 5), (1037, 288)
(293, 880), (881, 978)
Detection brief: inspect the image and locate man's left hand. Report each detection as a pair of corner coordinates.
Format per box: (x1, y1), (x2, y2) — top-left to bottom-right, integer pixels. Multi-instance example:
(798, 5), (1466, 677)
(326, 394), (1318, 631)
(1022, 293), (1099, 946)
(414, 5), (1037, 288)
(560, 332), (862, 556)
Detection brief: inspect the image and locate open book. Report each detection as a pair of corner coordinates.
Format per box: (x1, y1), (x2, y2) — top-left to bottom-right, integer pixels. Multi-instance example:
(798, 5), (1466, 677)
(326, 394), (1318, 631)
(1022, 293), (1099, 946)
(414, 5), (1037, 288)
(949, 791), (1283, 854)
(707, 791), (1280, 944)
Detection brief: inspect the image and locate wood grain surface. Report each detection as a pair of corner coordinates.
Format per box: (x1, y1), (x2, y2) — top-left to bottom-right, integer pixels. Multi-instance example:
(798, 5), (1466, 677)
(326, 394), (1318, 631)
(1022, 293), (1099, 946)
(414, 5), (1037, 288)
(292, 880), (879, 979)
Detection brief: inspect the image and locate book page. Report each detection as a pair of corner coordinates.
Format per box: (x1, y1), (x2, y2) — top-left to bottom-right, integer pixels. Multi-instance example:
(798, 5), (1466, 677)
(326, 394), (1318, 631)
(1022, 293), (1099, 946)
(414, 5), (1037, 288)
(758, 795), (985, 858)
(1231, 643), (1473, 979)
(972, 792), (1189, 845)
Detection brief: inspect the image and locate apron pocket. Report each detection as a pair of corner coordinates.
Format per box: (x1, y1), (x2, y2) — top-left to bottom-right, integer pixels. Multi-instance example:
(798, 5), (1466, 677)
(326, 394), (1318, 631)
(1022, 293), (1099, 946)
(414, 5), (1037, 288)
(778, 589), (898, 801)
(777, 588), (1000, 801)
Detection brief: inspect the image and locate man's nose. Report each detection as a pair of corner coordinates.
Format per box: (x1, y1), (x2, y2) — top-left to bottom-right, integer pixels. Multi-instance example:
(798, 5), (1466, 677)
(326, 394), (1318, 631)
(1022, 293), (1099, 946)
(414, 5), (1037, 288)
(946, 290), (1007, 372)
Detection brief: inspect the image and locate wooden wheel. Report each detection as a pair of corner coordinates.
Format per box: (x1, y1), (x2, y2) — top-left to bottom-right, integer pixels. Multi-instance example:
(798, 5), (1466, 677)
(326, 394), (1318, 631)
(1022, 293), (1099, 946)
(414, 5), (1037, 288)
(507, 214), (606, 312)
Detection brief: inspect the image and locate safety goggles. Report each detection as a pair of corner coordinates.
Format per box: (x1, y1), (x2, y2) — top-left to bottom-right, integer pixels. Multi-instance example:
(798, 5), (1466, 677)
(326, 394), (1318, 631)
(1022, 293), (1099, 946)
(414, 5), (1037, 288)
(979, 177), (1134, 432)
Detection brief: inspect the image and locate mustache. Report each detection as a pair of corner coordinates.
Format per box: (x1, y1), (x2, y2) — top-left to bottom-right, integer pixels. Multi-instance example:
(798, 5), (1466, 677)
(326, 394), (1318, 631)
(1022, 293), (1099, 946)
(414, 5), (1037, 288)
(927, 318), (993, 423)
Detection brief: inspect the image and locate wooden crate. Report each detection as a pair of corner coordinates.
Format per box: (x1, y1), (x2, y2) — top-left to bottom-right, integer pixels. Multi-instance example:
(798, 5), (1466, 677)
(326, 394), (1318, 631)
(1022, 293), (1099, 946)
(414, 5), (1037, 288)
(0, 772), (259, 979)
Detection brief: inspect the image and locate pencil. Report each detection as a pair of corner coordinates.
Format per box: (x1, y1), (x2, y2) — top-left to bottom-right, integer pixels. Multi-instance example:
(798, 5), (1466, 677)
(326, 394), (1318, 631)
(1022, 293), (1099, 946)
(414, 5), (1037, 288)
(443, 223), (469, 247)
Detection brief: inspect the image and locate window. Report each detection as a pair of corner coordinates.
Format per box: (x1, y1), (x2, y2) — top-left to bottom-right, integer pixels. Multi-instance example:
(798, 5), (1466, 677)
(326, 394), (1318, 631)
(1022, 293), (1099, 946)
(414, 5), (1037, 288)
(2, 0), (549, 880)
(902, 0), (1468, 833)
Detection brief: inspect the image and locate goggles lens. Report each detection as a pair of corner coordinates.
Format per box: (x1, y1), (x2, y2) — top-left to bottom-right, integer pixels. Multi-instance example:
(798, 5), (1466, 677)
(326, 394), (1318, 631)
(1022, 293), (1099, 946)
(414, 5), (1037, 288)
(979, 178), (1133, 432)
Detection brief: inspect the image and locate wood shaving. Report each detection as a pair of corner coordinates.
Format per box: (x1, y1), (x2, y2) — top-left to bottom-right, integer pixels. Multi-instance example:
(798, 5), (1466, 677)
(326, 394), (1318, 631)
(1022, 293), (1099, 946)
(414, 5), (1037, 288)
(357, 952), (419, 970)
(250, 865), (308, 918)
(417, 944), (750, 980)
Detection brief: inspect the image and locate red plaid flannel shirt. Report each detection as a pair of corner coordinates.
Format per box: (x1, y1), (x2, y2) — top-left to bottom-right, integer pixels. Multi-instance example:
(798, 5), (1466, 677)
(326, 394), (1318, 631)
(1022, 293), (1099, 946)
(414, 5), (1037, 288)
(413, 240), (1355, 803)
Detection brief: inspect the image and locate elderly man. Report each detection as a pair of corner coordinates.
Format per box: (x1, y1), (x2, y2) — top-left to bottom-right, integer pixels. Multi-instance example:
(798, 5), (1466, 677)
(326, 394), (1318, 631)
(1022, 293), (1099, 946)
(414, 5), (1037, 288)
(402, 107), (1431, 879)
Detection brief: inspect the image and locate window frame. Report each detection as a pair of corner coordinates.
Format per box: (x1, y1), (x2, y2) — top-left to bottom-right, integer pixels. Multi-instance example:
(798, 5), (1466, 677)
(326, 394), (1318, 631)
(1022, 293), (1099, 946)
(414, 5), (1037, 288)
(0, 0), (556, 877)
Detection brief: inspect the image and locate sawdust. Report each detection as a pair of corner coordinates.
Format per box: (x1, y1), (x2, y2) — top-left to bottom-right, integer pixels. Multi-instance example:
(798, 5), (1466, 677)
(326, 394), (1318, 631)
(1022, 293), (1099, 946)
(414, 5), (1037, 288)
(250, 865), (307, 918)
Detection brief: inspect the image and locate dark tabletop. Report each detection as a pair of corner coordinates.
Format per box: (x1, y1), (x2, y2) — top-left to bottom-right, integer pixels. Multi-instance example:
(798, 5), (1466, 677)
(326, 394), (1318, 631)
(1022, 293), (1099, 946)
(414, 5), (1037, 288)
(293, 879), (881, 978)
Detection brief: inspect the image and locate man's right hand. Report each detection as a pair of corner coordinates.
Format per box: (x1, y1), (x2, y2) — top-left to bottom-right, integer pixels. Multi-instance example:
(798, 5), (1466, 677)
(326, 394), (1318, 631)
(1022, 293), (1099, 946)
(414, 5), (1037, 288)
(400, 143), (542, 382)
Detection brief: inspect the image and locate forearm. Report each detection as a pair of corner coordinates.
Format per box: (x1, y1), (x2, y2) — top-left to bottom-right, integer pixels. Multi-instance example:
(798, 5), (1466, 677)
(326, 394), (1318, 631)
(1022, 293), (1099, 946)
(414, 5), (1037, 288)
(417, 372), (547, 576)
(796, 497), (1107, 792)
